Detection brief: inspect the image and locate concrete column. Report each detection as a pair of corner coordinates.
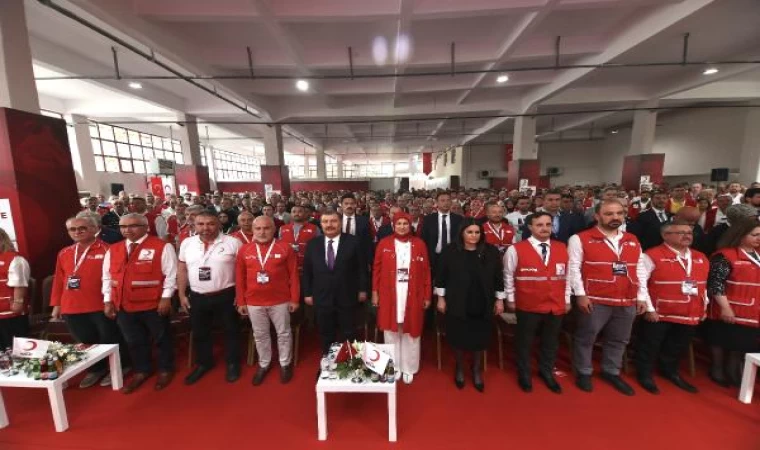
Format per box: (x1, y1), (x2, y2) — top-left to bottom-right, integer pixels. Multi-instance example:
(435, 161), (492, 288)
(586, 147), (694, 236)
(0, 0), (39, 113)
(204, 145), (218, 189)
(513, 116), (538, 159)
(628, 101), (659, 155)
(336, 155), (344, 178)
(739, 105), (760, 185)
(408, 154), (417, 174)
(263, 124), (284, 165)
(69, 114), (98, 193)
(316, 145), (327, 180)
(176, 114), (202, 165)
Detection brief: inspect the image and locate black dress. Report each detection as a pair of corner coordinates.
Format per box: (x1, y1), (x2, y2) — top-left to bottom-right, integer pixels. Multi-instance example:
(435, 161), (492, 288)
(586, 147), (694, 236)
(445, 250), (492, 351)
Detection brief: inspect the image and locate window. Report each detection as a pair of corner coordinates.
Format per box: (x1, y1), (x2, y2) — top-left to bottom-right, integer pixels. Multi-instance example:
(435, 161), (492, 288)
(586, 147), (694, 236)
(326, 163), (338, 178)
(212, 149), (261, 181)
(90, 122), (183, 173)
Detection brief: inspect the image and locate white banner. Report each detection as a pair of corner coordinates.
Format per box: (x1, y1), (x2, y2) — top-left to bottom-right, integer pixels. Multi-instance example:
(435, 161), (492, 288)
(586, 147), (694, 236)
(362, 342), (390, 375)
(12, 338), (51, 359)
(0, 199), (17, 250)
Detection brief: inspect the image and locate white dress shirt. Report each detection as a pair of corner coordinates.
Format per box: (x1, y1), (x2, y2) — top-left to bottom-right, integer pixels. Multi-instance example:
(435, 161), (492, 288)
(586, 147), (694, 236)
(341, 215), (356, 235)
(178, 233), (242, 293)
(4, 256), (30, 288)
(394, 239), (411, 323)
(324, 234), (341, 265)
(505, 211), (531, 242)
(503, 237), (571, 305)
(435, 212), (451, 254)
(567, 228), (646, 299)
(651, 207), (668, 223)
(731, 193), (743, 205)
(101, 234), (178, 303)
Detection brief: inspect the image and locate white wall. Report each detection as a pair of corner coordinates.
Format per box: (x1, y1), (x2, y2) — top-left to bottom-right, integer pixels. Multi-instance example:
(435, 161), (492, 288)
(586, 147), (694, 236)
(426, 147), (463, 189)
(539, 140), (605, 185)
(465, 144), (507, 188)
(369, 177), (395, 191)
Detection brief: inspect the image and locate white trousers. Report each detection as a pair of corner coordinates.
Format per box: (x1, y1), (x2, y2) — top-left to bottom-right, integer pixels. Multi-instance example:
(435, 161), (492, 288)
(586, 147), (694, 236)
(247, 304), (292, 368)
(384, 327), (421, 375)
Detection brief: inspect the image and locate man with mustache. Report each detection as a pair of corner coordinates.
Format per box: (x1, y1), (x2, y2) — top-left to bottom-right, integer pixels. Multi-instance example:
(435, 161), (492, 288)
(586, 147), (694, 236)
(569, 200), (647, 396)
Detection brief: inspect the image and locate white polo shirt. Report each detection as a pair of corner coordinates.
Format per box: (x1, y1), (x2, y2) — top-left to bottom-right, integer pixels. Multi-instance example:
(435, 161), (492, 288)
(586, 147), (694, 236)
(179, 233), (242, 294)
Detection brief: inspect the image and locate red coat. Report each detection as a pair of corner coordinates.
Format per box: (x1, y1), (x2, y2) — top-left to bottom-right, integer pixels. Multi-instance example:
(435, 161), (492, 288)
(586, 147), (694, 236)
(483, 221), (515, 255)
(467, 207), (486, 219)
(709, 248), (760, 328)
(372, 236), (431, 338)
(645, 245), (709, 325)
(512, 240), (568, 315)
(577, 227), (641, 307)
(51, 240), (109, 314)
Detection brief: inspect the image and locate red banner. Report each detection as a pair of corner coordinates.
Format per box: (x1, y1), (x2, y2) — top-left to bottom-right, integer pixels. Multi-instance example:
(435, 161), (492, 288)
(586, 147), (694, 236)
(149, 176), (164, 200)
(422, 152), (432, 175)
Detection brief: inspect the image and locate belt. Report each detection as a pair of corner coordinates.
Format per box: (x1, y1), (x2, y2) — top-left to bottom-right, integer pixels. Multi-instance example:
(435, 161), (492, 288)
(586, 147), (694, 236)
(191, 286), (236, 297)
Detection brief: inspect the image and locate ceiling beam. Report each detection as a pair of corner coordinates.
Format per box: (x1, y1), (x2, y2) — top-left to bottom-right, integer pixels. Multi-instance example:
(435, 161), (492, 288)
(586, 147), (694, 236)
(391, 0), (414, 109)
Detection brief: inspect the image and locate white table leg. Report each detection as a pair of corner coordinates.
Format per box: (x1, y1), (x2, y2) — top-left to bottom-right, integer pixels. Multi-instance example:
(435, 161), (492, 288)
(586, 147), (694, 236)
(47, 385), (69, 432)
(388, 391), (397, 442)
(0, 389), (8, 429)
(109, 348), (123, 391)
(738, 357), (758, 404)
(317, 391), (327, 440)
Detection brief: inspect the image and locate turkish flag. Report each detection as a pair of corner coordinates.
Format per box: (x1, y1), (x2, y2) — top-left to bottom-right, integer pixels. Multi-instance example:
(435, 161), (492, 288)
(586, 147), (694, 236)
(149, 176), (164, 200)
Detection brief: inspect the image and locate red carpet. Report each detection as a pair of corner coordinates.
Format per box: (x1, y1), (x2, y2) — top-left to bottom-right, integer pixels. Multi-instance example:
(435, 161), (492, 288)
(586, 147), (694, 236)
(1, 332), (758, 450)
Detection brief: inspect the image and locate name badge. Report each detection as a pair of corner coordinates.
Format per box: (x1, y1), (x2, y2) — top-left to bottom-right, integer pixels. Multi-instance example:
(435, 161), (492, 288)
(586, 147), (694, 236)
(138, 249), (155, 261)
(291, 244), (300, 253)
(496, 245), (506, 254)
(257, 270), (270, 284)
(612, 261), (628, 276)
(397, 268), (409, 283)
(66, 275), (81, 290)
(682, 279), (698, 296)
(199, 266), (212, 281)
(555, 263), (566, 276)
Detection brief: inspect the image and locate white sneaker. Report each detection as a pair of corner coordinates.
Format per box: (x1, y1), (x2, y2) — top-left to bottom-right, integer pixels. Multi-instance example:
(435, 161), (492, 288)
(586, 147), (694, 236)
(100, 367), (131, 387)
(402, 373), (413, 384)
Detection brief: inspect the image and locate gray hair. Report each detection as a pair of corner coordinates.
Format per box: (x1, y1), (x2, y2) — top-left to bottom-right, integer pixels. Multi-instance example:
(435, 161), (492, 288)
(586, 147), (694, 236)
(75, 211), (102, 228)
(120, 213), (149, 226)
(726, 204), (757, 224)
(186, 205), (205, 215)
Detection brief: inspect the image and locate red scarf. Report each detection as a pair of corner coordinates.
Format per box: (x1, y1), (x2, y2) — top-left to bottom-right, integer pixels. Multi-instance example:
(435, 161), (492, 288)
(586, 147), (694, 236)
(393, 212), (413, 242)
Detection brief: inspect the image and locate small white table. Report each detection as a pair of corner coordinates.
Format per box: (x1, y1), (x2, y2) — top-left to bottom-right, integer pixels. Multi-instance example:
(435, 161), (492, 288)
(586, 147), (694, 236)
(316, 344), (397, 442)
(738, 353), (760, 404)
(0, 344), (123, 432)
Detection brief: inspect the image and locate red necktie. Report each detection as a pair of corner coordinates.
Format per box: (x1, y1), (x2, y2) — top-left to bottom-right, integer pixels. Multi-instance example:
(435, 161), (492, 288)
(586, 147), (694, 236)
(128, 242), (138, 259)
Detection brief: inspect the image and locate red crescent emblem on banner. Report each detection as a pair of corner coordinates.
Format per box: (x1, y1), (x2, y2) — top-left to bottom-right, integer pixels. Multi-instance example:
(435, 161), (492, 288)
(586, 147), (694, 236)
(23, 341), (37, 351)
(370, 349), (380, 362)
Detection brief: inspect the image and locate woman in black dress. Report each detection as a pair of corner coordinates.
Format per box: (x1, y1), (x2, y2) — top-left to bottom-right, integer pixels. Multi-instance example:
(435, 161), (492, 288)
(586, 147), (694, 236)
(435, 218), (505, 392)
(707, 218), (760, 387)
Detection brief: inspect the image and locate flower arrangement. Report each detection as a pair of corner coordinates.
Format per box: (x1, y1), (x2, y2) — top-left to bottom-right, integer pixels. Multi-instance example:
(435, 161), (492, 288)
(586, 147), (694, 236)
(321, 341), (396, 383)
(0, 342), (89, 380)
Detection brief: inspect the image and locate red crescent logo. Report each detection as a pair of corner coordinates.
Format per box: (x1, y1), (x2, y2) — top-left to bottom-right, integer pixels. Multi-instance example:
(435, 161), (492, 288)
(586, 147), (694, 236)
(23, 341), (37, 351)
(370, 349), (380, 362)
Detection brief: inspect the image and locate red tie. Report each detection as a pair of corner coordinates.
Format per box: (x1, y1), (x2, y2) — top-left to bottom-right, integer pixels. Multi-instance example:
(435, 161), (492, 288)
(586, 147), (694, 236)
(128, 242), (138, 259)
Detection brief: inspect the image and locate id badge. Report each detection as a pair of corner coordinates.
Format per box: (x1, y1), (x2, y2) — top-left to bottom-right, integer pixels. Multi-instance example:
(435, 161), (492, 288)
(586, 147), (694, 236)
(66, 275), (81, 290)
(257, 270), (270, 284)
(497, 245), (506, 254)
(397, 268), (409, 283)
(612, 261), (628, 276)
(682, 279), (698, 296)
(291, 244), (300, 253)
(199, 266), (212, 281)
(555, 263), (566, 276)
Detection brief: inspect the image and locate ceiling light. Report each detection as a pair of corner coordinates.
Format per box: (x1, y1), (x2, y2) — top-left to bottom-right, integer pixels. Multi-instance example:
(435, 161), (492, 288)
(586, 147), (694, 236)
(703, 67), (719, 75)
(296, 79), (309, 91)
(611, 129), (619, 134)
(496, 74), (509, 83)
(128, 82), (142, 89)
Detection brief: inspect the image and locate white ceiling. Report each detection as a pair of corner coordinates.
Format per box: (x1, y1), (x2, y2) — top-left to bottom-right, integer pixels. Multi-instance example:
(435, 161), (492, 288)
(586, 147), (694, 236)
(24, 0), (760, 162)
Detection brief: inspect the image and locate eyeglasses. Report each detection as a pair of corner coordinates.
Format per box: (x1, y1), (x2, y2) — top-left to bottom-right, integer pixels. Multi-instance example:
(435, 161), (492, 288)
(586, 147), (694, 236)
(67, 226), (90, 233)
(665, 231), (693, 236)
(119, 224), (146, 230)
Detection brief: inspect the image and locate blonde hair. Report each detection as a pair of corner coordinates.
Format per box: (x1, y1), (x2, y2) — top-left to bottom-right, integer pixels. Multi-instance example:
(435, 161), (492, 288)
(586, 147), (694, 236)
(0, 228), (14, 253)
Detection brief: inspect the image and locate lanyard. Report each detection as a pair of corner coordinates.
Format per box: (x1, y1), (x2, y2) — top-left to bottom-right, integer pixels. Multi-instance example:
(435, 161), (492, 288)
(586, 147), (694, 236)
(292, 224), (302, 241)
(487, 222), (504, 242)
(741, 249), (760, 268)
(199, 238), (222, 267)
(668, 246), (692, 277)
(256, 241), (276, 271)
(72, 243), (94, 274)
(238, 231), (252, 244)
(602, 234), (623, 258)
(396, 241), (411, 268)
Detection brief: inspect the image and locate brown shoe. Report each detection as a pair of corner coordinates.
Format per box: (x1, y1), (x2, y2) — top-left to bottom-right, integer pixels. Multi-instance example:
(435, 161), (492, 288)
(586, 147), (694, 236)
(154, 371), (174, 391)
(122, 372), (151, 395)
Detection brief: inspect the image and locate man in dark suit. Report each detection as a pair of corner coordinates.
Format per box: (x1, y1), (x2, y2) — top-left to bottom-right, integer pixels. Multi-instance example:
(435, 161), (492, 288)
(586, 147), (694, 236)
(421, 191), (463, 272)
(521, 191), (584, 243)
(375, 206), (404, 244)
(631, 190), (671, 250)
(302, 209), (369, 354)
(339, 193), (372, 263)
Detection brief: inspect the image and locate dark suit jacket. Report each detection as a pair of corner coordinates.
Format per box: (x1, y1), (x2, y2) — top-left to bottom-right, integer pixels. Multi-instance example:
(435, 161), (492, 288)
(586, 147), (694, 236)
(421, 212), (463, 268)
(631, 209), (671, 251)
(434, 244), (504, 319)
(343, 215), (372, 264)
(302, 233), (368, 309)
(521, 211), (585, 244)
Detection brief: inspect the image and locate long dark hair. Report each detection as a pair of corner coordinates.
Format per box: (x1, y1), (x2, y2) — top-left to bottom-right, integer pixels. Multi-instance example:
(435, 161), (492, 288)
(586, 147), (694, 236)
(717, 218), (760, 250)
(454, 217), (487, 255)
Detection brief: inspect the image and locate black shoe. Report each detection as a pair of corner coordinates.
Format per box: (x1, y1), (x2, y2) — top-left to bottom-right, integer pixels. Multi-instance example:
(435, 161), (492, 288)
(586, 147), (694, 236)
(663, 374), (698, 393)
(576, 374), (593, 392)
(637, 377), (660, 394)
(600, 372), (635, 396)
(252, 366), (269, 386)
(184, 365), (212, 385)
(517, 374), (533, 393)
(226, 364), (241, 383)
(538, 372), (562, 394)
(472, 369), (484, 393)
(280, 364), (293, 384)
(708, 371), (731, 388)
(455, 366), (465, 389)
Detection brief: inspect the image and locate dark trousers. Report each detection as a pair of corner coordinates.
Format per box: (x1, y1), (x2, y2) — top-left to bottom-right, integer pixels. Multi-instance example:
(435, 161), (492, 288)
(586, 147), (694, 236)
(515, 310), (564, 377)
(189, 288), (240, 367)
(116, 310), (174, 374)
(0, 315), (28, 349)
(635, 320), (695, 379)
(315, 305), (356, 355)
(64, 312), (131, 373)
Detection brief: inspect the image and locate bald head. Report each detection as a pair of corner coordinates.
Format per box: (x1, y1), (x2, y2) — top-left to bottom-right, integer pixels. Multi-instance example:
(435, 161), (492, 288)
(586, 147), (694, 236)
(252, 215), (275, 243)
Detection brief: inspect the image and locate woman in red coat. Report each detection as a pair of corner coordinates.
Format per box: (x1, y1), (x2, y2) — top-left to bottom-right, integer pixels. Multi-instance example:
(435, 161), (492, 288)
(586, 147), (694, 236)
(372, 213), (431, 384)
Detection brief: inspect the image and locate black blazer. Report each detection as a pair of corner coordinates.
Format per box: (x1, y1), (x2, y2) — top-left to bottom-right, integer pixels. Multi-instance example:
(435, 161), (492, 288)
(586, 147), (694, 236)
(435, 244), (504, 319)
(343, 215), (373, 264)
(421, 212), (463, 266)
(521, 211), (585, 244)
(631, 209), (671, 251)
(302, 233), (368, 309)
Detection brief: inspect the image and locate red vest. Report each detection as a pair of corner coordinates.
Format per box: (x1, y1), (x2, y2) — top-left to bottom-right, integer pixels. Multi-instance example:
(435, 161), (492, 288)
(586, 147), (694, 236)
(278, 222), (318, 270)
(144, 211), (160, 237)
(178, 227), (195, 246)
(0, 252), (24, 318)
(51, 240), (109, 314)
(166, 215), (179, 244)
(645, 245), (709, 325)
(513, 240), (568, 315)
(578, 228), (641, 306)
(108, 237), (166, 312)
(231, 230), (254, 245)
(483, 221), (515, 255)
(709, 248), (760, 328)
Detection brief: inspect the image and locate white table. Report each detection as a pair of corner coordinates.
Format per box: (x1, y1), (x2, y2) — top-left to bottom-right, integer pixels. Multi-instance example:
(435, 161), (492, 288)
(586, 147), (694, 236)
(0, 344), (123, 432)
(738, 353), (760, 404)
(316, 344), (397, 442)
